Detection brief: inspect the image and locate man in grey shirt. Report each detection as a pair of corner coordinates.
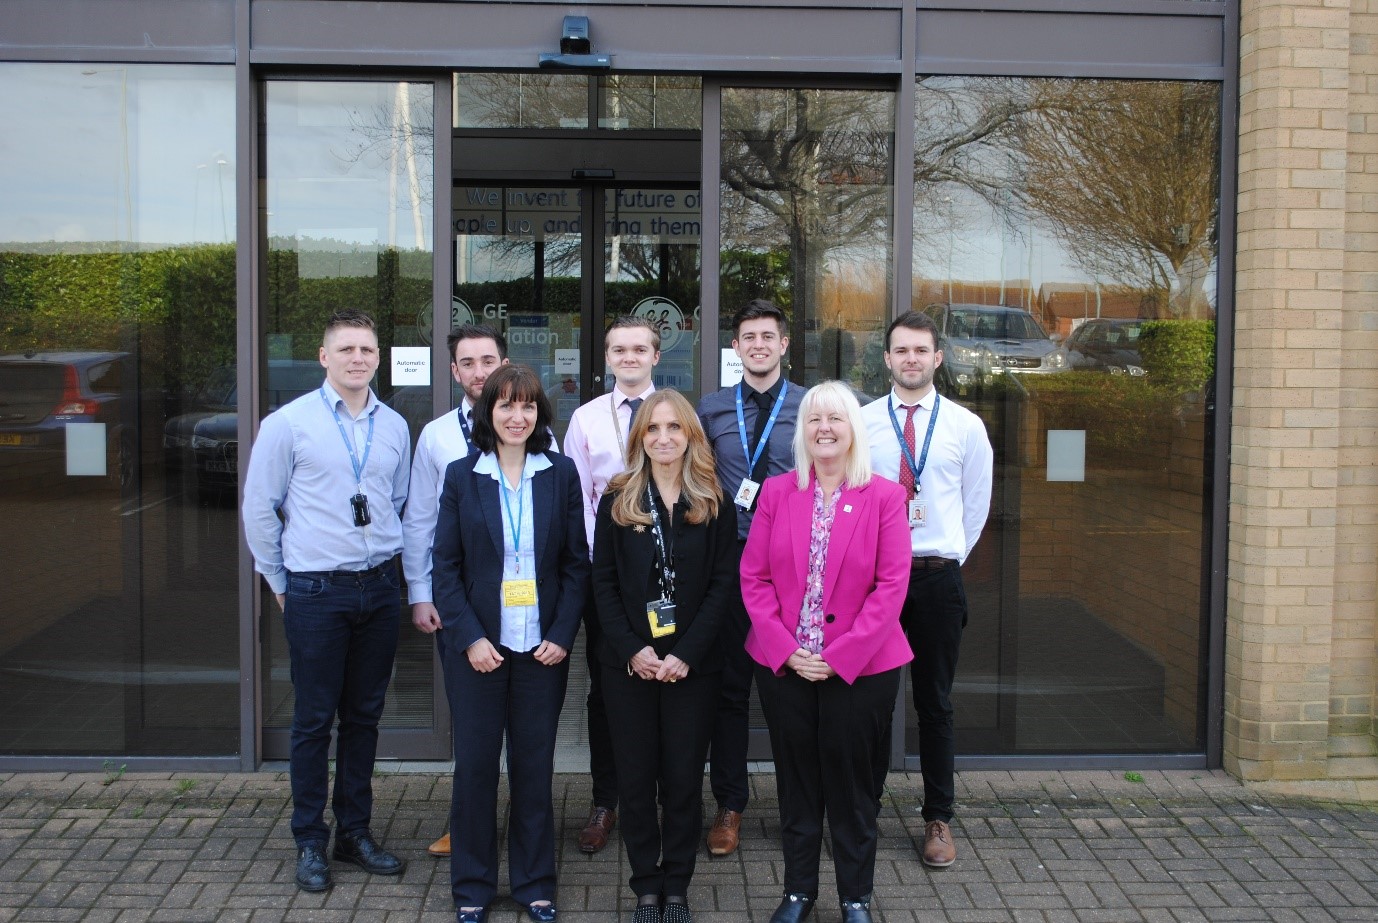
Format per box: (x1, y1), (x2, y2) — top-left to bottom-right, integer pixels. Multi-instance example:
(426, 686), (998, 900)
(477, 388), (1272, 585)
(696, 299), (804, 856)
(242, 309), (412, 893)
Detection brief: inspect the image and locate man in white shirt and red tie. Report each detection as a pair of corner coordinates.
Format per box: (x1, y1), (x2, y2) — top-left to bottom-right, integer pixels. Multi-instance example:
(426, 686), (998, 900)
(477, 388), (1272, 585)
(563, 314), (662, 853)
(402, 323), (508, 858)
(861, 310), (992, 869)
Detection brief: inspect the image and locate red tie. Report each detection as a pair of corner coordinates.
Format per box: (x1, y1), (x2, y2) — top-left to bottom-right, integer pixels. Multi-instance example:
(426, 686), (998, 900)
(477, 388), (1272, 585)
(899, 404), (918, 498)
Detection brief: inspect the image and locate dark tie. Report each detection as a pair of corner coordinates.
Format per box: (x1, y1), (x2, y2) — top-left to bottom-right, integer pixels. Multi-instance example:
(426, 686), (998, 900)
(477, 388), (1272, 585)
(625, 397), (643, 431)
(749, 390), (772, 484)
(899, 404), (918, 497)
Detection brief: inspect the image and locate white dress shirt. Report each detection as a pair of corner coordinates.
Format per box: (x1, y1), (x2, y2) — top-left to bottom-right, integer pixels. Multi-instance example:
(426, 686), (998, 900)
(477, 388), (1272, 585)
(401, 398), (476, 605)
(861, 387), (993, 563)
(473, 450), (551, 652)
(563, 383), (655, 552)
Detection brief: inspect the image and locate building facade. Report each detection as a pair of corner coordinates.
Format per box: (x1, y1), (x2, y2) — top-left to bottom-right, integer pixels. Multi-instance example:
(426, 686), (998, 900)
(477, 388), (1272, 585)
(0, 0), (1372, 786)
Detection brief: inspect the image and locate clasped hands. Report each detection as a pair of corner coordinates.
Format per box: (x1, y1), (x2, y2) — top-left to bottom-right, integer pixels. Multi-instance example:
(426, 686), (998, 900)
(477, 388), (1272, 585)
(629, 646), (689, 683)
(786, 648), (836, 682)
(466, 637), (567, 673)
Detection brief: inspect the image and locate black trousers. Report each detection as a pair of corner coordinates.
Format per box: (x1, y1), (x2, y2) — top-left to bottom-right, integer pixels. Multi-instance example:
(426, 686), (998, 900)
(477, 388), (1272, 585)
(756, 664), (900, 900)
(708, 540), (751, 813)
(443, 643), (569, 909)
(900, 560), (968, 823)
(583, 592), (619, 809)
(602, 665), (720, 898)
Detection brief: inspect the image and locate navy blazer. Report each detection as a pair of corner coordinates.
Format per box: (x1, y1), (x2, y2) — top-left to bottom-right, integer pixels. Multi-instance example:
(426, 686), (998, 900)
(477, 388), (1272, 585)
(432, 451), (590, 655)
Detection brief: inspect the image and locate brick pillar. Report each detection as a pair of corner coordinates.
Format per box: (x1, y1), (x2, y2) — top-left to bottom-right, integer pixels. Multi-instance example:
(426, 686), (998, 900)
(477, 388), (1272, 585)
(1228, 0), (1351, 780)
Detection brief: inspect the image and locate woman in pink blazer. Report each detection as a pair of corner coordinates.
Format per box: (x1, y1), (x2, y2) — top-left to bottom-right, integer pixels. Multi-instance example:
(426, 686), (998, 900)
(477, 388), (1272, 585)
(740, 381), (913, 923)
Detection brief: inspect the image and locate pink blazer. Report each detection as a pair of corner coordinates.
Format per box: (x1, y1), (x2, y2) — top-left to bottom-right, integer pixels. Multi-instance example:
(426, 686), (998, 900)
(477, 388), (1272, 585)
(741, 471), (914, 684)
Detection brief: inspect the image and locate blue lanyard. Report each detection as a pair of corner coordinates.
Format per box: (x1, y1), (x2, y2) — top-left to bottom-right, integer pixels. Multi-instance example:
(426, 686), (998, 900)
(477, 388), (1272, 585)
(735, 380), (789, 476)
(456, 405), (474, 451)
(499, 466), (525, 566)
(887, 393), (940, 493)
(320, 388), (374, 487)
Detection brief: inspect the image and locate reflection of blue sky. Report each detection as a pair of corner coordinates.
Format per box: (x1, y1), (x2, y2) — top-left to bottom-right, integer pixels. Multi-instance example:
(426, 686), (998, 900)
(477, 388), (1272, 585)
(0, 64), (235, 246)
(266, 81), (433, 255)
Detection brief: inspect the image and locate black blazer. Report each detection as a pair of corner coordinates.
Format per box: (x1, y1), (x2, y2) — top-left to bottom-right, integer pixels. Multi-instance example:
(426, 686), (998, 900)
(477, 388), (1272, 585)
(591, 488), (737, 673)
(432, 451), (589, 654)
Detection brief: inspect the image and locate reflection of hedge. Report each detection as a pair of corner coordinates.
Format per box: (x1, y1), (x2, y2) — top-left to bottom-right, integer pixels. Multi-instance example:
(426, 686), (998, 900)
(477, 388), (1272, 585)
(1021, 374), (1187, 468)
(1138, 319), (1214, 394)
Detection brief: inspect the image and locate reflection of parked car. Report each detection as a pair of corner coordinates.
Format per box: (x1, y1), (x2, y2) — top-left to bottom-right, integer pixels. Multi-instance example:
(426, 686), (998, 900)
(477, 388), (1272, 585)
(164, 360), (322, 500)
(0, 351), (133, 488)
(1064, 318), (1148, 376)
(923, 303), (1067, 385)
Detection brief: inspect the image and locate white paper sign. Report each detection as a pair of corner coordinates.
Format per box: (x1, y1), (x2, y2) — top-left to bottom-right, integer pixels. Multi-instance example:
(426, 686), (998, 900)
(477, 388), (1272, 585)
(555, 349), (580, 374)
(65, 422), (107, 477)
(1046, 429), (1086, 482)
(392, 346), (430, 386)
(720, 349), (744, 387)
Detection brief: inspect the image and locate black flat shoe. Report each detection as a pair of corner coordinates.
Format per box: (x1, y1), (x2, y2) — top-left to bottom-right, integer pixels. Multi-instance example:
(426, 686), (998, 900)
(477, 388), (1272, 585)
(525, 902), (557, 923)
(839, 897), (873, 923)
(769, 892), (815, 923)
(456, 909), (487, 923)
(632, 897), (661, 923)
(333, 831), (406, 875)
(294, 842), (332, 892)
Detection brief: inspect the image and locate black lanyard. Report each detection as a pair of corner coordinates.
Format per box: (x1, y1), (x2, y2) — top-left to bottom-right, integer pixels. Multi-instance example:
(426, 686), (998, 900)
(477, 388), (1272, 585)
(645, 485), (676, 600)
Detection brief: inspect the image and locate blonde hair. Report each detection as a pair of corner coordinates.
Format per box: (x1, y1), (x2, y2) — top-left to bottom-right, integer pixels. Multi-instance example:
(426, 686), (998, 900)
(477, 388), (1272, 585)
(792, 381), (873, 490)
(608, 389), (723, 526)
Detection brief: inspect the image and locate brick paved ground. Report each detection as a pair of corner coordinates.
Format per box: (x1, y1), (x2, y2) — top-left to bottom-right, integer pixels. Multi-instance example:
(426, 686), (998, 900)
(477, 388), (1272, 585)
(1, 769), (1375, 922)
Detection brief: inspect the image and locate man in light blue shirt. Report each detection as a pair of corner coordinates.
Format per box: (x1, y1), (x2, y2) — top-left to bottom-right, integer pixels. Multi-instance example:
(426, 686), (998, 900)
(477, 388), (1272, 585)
(242, 309), (412, 893)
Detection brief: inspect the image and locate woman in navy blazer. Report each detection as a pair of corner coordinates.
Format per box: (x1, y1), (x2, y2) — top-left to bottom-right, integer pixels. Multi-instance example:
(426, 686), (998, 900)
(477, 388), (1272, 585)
(740, 381), (913, 923)
(433, 364), (589, 923)
(591, 389), (737, 923)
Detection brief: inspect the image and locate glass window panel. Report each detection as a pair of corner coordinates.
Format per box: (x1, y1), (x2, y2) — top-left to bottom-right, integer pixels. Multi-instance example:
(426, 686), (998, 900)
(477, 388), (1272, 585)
(454, 73), (589, 129)
(0, 63), (238, 755)
(911, 76), (1219, 754)
(262, 80), (435, 732)
(720, 88), (894, 396)
(598, 76), (701, 130)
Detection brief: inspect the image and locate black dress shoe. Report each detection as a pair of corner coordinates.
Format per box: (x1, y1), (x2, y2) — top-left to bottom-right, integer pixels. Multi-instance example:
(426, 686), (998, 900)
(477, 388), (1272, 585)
(525, 902), (557, 923)
(295, 842), (332, 892)
(839, 898), (873, 923)
(333, 831), (406, 875)
(769, 892), (815, 923)
(456, 909), (487, 923)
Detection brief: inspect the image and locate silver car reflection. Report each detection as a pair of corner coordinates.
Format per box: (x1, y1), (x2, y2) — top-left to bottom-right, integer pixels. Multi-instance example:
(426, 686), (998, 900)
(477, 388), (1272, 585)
(923, 303), (1068, 386)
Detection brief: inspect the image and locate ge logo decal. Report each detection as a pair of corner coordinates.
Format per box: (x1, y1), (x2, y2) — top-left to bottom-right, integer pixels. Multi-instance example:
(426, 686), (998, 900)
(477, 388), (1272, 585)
(633, 297), (684, 352)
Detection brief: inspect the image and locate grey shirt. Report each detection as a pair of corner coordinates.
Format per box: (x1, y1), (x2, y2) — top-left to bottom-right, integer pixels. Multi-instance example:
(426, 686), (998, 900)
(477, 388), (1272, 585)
(242, 381), (411, 594)
(697, 377), (804, 541)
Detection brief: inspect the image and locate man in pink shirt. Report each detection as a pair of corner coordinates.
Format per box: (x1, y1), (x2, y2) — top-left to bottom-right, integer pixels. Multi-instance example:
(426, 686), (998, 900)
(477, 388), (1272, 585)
(562, 315), (661, 853)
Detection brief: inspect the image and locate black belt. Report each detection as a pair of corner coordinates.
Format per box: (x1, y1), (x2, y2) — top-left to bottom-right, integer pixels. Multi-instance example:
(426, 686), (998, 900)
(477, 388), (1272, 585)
(294, 561), (394, 581)
(911, 555), (954, 571)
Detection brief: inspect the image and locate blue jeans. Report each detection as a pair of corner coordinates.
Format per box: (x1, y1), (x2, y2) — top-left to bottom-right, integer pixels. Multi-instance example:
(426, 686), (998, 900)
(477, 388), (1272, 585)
(283, 562), (401, 847)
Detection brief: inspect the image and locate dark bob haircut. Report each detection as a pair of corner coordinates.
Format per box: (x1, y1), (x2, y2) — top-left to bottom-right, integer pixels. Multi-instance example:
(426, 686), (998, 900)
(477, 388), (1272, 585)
(469, 364), (555, 455)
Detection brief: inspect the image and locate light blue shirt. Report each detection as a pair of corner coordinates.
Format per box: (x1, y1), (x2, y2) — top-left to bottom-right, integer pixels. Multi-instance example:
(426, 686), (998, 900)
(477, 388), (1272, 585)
(474, 450), (552, 652)
(242, 381), (411, 594)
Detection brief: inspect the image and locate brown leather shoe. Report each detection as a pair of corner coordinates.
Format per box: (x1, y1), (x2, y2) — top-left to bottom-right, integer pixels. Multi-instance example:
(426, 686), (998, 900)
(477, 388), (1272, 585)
(427, 832), (451, 857)
(922, 819), (956, 867)
(706, 807), (742, 856)
(578, 806), (616, 854)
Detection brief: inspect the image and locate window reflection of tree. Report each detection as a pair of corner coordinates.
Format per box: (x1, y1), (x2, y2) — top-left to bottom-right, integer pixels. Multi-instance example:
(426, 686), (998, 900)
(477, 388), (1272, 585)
(719, 88), (895, 380)
(914, 78), (1219, 320)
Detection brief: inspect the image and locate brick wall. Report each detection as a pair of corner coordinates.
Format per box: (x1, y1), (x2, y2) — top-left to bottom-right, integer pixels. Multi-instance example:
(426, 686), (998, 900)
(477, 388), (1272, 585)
(1230, 0), (1378, 781)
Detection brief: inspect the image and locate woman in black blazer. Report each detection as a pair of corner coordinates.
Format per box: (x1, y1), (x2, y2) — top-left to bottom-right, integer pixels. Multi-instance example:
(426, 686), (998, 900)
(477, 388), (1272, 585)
(433, 364), (589, 923)
(592, 389), (737, 923)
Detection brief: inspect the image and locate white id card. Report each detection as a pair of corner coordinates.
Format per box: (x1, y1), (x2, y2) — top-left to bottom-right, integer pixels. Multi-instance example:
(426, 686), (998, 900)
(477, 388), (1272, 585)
(734, 478), (761, 509)
(908, 498), (927, 526)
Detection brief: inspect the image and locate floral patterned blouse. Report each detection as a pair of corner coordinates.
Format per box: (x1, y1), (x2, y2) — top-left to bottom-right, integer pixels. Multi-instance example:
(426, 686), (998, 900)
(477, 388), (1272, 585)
(795, 480), (841, 654)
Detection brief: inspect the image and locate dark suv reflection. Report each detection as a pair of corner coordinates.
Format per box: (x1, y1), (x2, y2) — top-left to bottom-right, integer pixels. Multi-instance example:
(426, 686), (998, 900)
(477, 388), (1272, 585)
(0, 350), (132, 488)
